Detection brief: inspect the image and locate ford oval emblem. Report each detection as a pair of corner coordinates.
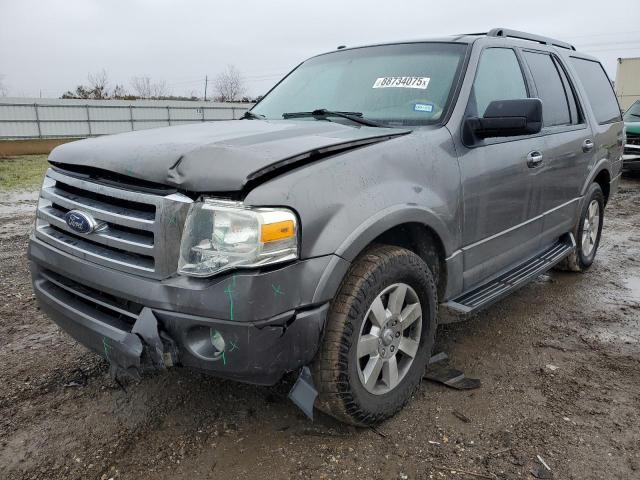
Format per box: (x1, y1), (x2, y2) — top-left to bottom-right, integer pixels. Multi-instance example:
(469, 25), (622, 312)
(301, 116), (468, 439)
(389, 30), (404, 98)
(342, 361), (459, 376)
(64, 210), (97, 234)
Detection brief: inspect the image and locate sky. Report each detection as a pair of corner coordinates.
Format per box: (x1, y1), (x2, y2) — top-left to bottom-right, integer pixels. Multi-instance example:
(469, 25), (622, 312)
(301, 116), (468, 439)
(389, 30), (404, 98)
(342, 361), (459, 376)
(1, 0), (639, 99)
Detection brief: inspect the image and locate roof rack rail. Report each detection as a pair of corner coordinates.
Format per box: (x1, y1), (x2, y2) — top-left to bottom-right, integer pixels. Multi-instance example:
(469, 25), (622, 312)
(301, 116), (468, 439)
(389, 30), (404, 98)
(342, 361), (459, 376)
(486, 28), (576, 51)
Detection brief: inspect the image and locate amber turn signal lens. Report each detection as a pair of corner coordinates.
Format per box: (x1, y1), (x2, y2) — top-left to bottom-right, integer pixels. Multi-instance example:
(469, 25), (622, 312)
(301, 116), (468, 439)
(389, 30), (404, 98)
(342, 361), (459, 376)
(261, 220), (295, 243)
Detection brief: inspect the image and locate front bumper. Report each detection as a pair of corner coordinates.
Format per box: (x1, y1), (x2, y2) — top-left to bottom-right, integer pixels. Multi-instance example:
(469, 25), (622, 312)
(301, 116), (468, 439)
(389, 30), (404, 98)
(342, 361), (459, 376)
(29, 236), (348, 385)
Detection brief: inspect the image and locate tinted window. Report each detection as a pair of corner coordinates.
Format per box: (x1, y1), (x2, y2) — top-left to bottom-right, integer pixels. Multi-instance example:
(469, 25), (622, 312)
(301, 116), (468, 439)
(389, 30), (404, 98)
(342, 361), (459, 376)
(570, 57), (621, 124)
(555, 58), (581, 124)
(472, 48), (528, 116)
(524, 51), (571, 127)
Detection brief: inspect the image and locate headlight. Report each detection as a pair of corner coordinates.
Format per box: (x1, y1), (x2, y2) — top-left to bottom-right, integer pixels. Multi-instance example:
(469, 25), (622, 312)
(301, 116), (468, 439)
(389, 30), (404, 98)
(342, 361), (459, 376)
(177, 199), (298, 277)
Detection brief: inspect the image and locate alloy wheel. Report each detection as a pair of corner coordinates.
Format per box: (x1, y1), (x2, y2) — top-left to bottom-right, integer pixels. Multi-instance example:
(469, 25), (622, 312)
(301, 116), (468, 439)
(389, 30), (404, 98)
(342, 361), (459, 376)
(356, 283), (422, 395)
(582, 199), (600, 257)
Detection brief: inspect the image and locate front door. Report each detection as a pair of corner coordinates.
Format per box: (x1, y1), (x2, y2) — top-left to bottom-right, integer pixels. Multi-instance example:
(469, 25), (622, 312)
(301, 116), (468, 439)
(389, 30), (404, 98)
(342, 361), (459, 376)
(458, 47), (545, 289)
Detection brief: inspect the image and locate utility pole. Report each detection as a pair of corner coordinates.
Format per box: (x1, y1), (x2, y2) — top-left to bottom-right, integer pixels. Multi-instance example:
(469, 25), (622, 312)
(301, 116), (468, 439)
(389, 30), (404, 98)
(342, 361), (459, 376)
(204, 75), (208, 101)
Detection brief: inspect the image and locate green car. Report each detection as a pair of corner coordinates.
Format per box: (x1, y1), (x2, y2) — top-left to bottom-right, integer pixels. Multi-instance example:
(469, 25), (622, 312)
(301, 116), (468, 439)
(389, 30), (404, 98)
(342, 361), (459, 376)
(623, 100), (640, 172)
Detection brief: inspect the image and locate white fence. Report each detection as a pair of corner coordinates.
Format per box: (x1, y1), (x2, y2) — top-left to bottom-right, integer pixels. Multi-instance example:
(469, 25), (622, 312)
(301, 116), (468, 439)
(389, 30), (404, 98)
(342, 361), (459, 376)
(0, 98), (253, 140)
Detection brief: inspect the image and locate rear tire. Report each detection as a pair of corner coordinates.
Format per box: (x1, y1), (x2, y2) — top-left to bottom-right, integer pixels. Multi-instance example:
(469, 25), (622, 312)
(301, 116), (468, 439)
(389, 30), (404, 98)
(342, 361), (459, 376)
(313, 245), (437, 426)
(559, 182), (604, 272)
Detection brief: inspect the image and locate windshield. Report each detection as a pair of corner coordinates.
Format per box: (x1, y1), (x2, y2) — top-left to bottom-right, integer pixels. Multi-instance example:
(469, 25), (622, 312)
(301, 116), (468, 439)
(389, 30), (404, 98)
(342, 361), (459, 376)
(252, 42), (468, 127)
(624, 101), (640, 121)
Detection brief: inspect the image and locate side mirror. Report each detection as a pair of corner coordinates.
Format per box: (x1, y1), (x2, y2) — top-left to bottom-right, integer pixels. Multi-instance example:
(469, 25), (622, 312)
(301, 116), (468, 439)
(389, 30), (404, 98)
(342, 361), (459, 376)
(466, 98), (543, 139)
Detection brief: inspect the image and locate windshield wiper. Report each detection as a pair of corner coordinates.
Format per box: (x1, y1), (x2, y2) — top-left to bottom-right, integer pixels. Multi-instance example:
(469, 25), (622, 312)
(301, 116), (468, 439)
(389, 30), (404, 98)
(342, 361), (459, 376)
(242, 111), (265, 120)
(282, 109), (383, 127)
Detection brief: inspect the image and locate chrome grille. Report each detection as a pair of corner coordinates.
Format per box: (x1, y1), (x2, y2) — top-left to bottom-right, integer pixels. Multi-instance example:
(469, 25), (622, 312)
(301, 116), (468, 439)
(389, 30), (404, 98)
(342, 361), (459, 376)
(35, 168), (193, 279)
(626, 131), (640, 146)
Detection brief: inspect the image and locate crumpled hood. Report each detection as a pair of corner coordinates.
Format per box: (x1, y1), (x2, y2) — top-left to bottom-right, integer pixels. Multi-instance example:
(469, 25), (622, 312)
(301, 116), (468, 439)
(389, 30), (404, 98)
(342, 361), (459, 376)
(49, 119), (410, 192)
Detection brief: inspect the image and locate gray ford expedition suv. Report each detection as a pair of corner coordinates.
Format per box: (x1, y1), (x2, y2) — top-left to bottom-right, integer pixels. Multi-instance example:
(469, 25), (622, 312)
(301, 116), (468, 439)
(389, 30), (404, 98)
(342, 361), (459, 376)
(29, 28), (624, 425)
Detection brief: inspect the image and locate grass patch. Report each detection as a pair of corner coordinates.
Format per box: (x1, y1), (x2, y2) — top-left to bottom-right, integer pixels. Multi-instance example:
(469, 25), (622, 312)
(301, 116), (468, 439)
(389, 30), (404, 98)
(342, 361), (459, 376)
(0, 155), (49, 190)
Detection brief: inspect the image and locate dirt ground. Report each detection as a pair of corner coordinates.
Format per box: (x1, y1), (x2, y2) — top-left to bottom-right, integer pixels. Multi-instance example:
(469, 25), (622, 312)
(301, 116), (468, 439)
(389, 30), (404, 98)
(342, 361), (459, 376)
(1, 163), (639, 480)
(0, 139), (79, 157)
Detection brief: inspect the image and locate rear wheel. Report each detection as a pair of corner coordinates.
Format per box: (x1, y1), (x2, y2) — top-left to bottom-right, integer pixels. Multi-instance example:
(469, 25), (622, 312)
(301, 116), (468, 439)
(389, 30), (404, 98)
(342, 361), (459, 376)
(313, 245), (437, 426)
(560, 182), (605, 272)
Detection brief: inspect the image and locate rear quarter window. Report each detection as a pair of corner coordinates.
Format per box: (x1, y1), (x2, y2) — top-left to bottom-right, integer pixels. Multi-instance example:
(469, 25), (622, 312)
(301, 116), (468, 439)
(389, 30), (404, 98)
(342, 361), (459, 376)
(570, 57), (621, 125)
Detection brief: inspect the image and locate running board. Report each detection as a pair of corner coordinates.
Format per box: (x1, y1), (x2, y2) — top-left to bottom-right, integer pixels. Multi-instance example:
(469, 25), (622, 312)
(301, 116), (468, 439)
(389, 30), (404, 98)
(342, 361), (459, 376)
(444, 233), (575, 316)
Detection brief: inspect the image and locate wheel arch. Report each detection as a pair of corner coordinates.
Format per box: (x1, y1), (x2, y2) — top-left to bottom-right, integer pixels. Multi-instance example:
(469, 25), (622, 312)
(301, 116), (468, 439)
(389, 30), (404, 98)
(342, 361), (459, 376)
(333, 205), (453, 300)
(582, 159), (611, 205)
(593, 169), (611, 206)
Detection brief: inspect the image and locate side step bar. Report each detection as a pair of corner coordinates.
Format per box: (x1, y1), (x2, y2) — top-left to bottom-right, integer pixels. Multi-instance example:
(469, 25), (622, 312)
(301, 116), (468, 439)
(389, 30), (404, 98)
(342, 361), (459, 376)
(444, 233), (575, 316)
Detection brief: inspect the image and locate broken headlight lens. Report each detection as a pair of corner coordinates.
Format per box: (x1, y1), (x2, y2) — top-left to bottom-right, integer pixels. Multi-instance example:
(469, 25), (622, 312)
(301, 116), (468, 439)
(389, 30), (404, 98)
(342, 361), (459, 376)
(178, 199), (298, 277)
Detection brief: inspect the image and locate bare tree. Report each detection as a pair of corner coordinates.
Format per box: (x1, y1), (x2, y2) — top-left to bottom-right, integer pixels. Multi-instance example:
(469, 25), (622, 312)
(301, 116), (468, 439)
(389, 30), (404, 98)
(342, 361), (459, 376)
(130, 76), (152, 98)
(0, 74), (7, 96)
(87, 69), (109, 99)
(62, 69), (111, 99)
(213, 65), (246, 102)
(111, 84), (129, 99)
(130, 75), (170, 99)
(151, 79), (169, 98)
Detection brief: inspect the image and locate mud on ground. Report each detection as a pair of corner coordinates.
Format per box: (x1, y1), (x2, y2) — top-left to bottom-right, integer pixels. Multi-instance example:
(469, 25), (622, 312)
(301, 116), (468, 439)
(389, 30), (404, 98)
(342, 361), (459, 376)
(1, 174), (639, 480)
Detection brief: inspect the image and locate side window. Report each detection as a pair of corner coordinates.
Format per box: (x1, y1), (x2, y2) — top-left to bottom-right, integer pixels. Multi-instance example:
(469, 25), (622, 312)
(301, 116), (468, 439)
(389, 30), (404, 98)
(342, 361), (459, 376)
(570, 57), (622, 124)
(472, 48), (528, 116)
(523, 51), (572, 127)
(555, 57), (581, 125)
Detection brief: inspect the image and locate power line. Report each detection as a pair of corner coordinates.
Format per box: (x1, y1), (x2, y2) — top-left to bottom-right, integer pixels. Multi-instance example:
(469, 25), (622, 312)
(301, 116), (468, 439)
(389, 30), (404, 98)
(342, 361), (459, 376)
(582, 45), (640, 53)
(563, 30), (640, 40)
(574, 39), (640, 48)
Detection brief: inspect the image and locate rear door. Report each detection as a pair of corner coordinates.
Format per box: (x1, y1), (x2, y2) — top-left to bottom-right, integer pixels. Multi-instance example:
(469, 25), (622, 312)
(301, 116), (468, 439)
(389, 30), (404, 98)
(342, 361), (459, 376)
(520, 49), (593, 245)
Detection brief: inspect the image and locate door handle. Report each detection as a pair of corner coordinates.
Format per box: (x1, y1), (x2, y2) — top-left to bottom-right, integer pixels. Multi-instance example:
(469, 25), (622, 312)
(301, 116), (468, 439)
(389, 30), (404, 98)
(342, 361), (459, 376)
(526, 151), (544, 168)
(582, 139), (594, 152)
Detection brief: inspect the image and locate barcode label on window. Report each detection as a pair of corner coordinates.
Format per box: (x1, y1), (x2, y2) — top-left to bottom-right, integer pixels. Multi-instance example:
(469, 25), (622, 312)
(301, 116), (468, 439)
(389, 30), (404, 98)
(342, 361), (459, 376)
(372, 77), (430, 89)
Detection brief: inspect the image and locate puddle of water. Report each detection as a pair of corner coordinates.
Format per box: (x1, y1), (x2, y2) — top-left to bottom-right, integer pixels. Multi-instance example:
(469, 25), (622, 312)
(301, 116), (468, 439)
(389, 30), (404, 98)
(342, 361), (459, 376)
(590, 323), (640, 346)
(625, 276), (640, 302)
(0, 189), (39, 215)
(587, 314), (640, 357)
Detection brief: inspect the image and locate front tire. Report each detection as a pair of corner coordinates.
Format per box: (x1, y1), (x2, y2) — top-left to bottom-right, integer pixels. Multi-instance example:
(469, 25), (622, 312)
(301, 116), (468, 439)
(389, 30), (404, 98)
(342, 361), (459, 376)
(313, 245), (437, 426)
(560, 182), (605, 272)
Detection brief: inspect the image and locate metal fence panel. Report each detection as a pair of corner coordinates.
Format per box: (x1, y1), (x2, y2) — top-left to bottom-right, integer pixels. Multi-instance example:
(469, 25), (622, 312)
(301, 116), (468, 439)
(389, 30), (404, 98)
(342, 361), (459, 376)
(0, 104), (37, 121)
(0, 98), (253, 139)
(171, 107), (204, 121)
(40, 121), (90, 137)
(134, 121), (168, 131)
(0, 121), (39, 138)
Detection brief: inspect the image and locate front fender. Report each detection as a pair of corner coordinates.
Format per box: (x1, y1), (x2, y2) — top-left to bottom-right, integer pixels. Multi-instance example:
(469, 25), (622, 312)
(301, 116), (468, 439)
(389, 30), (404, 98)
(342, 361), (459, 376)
(335, 203), (455, 261)
(245, 128), (461, 258)
(244, 127), (461, 301)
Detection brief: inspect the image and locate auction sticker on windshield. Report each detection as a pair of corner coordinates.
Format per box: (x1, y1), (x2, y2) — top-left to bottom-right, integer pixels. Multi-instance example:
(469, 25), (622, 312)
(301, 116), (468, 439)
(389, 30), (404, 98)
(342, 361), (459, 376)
(372, 77), (430, 89)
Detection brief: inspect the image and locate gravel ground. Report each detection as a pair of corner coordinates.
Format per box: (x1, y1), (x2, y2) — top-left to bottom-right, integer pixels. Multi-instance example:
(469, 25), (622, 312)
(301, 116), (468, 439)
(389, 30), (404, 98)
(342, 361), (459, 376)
(1, 173), (639, 480)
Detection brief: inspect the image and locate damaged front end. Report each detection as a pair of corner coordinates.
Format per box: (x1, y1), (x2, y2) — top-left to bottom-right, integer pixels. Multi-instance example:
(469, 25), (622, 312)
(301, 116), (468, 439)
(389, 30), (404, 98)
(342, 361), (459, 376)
(32, 269), (178, 379)
(30, 256), (332, 385)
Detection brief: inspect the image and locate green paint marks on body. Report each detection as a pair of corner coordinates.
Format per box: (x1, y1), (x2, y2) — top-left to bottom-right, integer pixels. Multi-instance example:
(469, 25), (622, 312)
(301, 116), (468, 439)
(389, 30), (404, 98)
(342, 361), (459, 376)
(102, 337), (111, 360)
(224, 275), (237, 320)
(272, 284), (284, 296)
